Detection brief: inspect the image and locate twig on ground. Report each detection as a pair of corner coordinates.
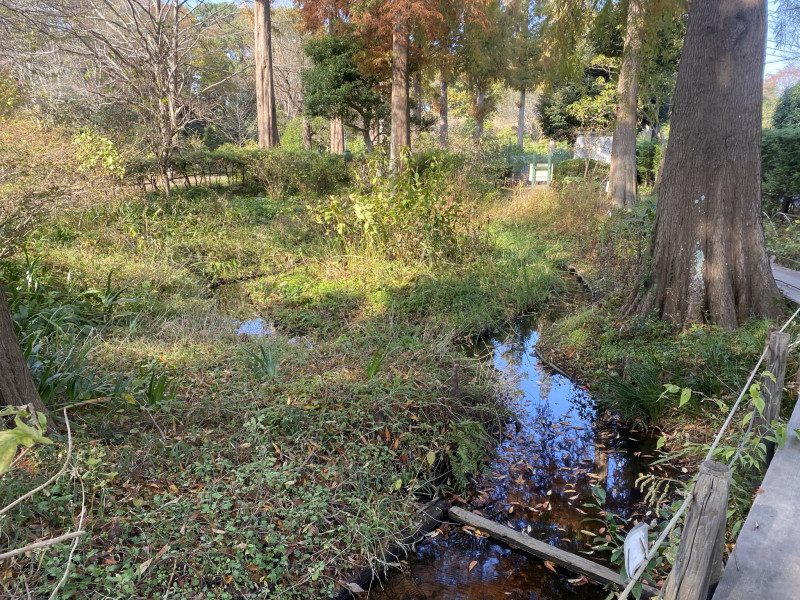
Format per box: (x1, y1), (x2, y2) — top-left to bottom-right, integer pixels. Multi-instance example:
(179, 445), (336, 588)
(0, 531), (86, 562)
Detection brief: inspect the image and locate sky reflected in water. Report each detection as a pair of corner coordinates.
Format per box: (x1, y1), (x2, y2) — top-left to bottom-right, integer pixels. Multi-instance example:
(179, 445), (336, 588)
(368, 316), (669, 600)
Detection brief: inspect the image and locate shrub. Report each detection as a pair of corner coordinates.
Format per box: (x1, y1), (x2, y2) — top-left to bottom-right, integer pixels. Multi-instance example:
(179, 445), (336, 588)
(762, 128), (800, 212)
(310, 150), (483, 263)
(0, 116), (123, 257)
(552, 158), (609, 186)
(244, 149), (352, 198)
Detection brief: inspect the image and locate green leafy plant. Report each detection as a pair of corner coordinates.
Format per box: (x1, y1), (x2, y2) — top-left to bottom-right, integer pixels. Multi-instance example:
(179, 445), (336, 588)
(583, 484), (678, 599)
(238, 342), (279, 380)
(82, 271), (135, 320)
(141, 365), (177, 407)
(365, 346), (390, 379)
(310, 148), (483, 264)
(0, 405), (52, 475)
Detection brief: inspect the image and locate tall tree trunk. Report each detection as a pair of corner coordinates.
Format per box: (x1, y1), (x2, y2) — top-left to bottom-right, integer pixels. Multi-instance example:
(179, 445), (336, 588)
(412, 71), (422, 148)
(330, 118), (345, 154)
(254, 0), (279, 149)
(158, 159), (171, 199)
(439, 69), (449, 148)
(390, 16), (410, 169)
(517, 88), (526, 149)
(608, 0), (644, 208)
(474, 88), (485, 141)
(627, 0), (781, 329)
(362, 123), (374, 153)
(302, 117), (313, 150)
(0, 281), (53, 429)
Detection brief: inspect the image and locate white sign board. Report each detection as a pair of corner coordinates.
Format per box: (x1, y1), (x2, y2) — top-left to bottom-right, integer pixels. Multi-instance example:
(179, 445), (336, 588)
(624, 522), (649, 579)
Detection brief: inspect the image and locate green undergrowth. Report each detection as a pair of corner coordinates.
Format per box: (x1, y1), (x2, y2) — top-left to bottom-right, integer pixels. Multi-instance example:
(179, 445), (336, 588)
(536, 307), (798, 423)
(1, 167), (565, 598)
(764, 211), (800, 269)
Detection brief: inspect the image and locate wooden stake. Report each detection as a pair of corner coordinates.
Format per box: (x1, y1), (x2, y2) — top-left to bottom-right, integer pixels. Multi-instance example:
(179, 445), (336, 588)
(663, 460), (731, 600)
(757, 331), (790, 462)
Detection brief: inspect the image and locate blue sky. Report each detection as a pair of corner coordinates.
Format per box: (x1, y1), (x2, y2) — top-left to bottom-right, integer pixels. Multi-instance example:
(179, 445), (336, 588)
(767, 0), (798, 75)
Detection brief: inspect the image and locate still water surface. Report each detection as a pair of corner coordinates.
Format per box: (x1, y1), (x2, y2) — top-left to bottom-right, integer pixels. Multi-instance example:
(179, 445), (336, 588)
(368, 315), (666, 600)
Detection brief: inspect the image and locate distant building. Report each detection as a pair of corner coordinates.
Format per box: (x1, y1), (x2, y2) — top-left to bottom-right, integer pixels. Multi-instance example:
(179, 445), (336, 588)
(574, 131), (613, 164)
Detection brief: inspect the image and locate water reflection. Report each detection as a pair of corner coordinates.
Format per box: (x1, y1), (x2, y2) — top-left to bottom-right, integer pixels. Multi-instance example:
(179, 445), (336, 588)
(235, 317), (272, 337)
(369, 315), (666, 600)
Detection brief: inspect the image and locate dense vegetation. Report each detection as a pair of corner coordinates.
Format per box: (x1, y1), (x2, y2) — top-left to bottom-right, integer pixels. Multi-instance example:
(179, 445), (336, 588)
(1, 141), (583, 597)
(2, 0), (800, 598)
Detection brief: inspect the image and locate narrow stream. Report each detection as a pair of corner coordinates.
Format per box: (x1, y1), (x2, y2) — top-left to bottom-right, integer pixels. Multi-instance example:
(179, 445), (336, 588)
(368, 314), (668, 600)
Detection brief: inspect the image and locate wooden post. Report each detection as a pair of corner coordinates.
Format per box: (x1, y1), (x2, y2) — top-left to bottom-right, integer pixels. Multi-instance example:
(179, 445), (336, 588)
(757, 331), (790, 463)
(663, 460), (731, 600)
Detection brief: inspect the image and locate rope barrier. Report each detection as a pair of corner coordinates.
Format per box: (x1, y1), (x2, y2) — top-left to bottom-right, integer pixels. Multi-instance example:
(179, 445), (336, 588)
(617, 305), (800, 599)
(705, 304), (800, 461)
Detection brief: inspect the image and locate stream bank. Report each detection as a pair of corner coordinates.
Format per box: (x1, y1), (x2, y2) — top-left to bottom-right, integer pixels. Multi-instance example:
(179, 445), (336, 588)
(366, 312), (671, 600)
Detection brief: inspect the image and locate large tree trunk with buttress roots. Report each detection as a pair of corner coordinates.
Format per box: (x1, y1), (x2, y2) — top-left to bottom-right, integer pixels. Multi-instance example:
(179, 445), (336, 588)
(0, 280), (53, 428)
(608, 0), (643, 208)
(626, 0), (781, 329)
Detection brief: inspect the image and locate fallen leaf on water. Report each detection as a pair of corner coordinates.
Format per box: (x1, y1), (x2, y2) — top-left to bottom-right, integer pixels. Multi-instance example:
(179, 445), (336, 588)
(543, 560), (558, 574)
(469, 561), (478, 571)
(568, 575), (589, 586)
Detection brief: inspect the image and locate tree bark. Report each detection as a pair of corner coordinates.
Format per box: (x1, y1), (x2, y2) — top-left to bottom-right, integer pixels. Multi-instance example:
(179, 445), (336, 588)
(362, 119), (374, 153)
(390, 16), (410, 169)
(412, 71), (422, 148)
(302, 117), (313, 150)
(608, 0), (643, 208)
(474, 88), (485, 141)
(330, 117), (345, 154)
(0, 280), (52, 428)
(517, 88), (526, 149)
(254, 0), (280, 149)
(439, 65), (449, 148)
(627, 0), (781, 329)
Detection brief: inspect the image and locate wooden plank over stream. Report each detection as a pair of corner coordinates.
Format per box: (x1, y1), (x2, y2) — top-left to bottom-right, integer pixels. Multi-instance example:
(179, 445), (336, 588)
(712, 375), (800, 600)
(448, 506), (660, 597)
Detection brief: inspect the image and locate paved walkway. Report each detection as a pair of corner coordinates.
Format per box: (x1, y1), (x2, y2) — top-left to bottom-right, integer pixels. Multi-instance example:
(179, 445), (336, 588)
(712, 375), (800, 600)
(772, 263), (800, 304)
